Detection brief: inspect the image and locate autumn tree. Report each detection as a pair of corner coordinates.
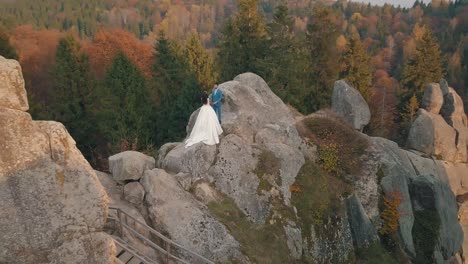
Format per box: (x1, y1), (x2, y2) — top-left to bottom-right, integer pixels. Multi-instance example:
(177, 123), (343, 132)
(98, 52), (153, 151)
(339, 33), (373, 102)
(84, 29), (153, 78)
(184, 33), (218, 91)
(50, 35), (97, 157)
(153, 32), (202, 145)
(0, 30), (18, 60)
(369, 70), (398, 139)
(217, 0), (268, 81)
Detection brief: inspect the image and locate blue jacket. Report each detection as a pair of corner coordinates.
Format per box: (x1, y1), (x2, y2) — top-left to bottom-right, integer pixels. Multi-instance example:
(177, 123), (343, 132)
(211, 88), (223, 107)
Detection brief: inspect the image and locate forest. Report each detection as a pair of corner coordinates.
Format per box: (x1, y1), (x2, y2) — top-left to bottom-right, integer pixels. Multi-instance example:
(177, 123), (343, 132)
(0, 0), (467, 169)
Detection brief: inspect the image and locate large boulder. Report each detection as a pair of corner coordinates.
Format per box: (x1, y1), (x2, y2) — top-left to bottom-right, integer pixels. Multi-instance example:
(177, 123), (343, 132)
(218, 73), (295, 142)
(370, 137), (416, 256)
(331, 80), (371, 131)
(407, 109), (465, 162)
(123, 182), (145, 205)
(209, 134), (271, 224)
(161, 143), (217, 179)
(0, 56), (28, 111)
(0, 109), (113, 263)
(410, 174), (463, 262)
(405, 151), (468, 196)
(141, 169), (247, 263)
(421, 83), (444, 114)
(109, 151), (155, 181)
(346, 195), (379, 248)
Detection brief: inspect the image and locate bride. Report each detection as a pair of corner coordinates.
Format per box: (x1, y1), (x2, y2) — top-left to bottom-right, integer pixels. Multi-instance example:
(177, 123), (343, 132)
(185, 92), (223, 148)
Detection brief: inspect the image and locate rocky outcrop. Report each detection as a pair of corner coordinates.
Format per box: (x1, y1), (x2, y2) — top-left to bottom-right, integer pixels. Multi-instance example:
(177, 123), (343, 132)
(407, 109), (465, 162)
(109, 151), (155, 181)
(0, 56), (28, 111)
(123, 182), (145, 205)
(141, 169), (247, 263)
(410, 174), (463, 262)
(0, 58), (114, 263)
(331, 80), (371, 131)
(161, 143), (216, 179)
(218, 73), (296, 142)
(210, 134), (270, 223)
(346, 195), (379, 248)
(422, 83), (444, 114)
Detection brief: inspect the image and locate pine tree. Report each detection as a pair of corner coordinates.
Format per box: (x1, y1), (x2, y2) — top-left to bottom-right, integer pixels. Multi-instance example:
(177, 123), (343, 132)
(402, 27), (444, 98)
(260, 3), (302, 106)
(153, 32), (202, 145)
(303, 4), (341, 112)
(184, 33), (218, 91)
(50, 35), (96, 157)
(0, 31), (18, 60)
(98, 51), (153, 151)
(339, 34), (373, 102)
(217, 0), (268, 81)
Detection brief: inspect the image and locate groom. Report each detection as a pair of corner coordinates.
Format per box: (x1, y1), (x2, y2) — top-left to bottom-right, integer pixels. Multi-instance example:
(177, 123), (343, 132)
(210, 84), (223, 124)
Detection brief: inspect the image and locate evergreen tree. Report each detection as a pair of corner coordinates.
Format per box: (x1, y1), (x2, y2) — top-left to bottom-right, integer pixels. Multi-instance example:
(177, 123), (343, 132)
(217, 0), (268, 81)
(184, 33), (218, 91)
(339, 34), (373, 102)
(0, 31), (18, 60)
(260, 3), (303, 106)
(303, 4), (340, 112)
(99, 51), (153, 151)
(50, 35), (96, 157)
(153, 32), (202, 145)
(401, 27), (444, 98)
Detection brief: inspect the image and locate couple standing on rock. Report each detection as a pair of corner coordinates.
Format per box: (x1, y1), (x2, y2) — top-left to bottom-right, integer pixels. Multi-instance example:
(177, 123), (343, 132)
(185, 84), (224, 148)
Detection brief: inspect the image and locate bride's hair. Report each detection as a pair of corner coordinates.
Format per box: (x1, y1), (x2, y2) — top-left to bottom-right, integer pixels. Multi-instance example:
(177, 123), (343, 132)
(201, 92), (209, 105)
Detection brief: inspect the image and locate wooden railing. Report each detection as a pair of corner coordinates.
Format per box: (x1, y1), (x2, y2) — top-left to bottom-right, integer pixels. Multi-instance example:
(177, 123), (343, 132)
(107, 206), (215, 264)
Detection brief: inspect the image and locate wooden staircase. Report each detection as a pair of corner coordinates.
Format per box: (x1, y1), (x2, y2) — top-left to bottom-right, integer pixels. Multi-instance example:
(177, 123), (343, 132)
(106, 206), (215, 264)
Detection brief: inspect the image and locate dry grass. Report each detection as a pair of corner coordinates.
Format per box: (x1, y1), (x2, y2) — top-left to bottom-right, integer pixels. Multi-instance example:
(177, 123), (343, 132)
(296, 113), (369, 177)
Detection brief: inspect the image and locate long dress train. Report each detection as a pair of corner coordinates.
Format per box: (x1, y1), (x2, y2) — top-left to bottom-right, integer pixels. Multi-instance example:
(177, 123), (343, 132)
(185, 104), (223, 148)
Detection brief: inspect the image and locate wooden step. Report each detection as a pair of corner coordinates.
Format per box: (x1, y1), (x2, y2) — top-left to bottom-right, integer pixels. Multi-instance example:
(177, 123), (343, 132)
(119, 251), (133, 263)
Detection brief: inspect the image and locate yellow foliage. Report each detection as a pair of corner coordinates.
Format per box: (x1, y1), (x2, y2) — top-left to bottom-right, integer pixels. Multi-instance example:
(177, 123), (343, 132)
(379, 191), (403, 236)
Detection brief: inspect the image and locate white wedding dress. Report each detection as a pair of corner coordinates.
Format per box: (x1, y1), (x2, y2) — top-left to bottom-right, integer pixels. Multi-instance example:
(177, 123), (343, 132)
(185, 101), (223, 148)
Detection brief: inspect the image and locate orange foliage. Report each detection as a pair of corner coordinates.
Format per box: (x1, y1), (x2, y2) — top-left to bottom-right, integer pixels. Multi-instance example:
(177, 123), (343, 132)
(369, 70), (398, 138)
(289, 183), (302, 193)
(83, 29), (153, 78)
(379, 190), (403, 236)
(10, 25), (63, 100)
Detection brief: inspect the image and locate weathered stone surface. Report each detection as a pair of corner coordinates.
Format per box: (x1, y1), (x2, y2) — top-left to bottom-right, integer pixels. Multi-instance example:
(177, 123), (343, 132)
(422, 83), (444, 114)
(304, 210), (354, 263)
(218, 73), (295, 143)
(261, 142), (304, 205)
(161, 143), (216, 179)
(440, 85), (468, 163)
(410, 174), (463, 261)
(284, 221), (303, 259)
(458, 202), (468, 261)
(192, 180), (222, 205)
(156, 142), (180, 168)
(255, 123), (316, 162)
(209, 134), (270, 224)
(407, 109), (465, 162)
(405, 151), (468, 196)
(124, 182), (145, 205)
(95, 171), (154, 258)
(141, 169), (246, 263)
(109, 151), (155, 181)
(331, 80), (371, 131)
(346, 195), (379, 248)
(48, 232), (116, 264)
(370, 137), (416, 256)
(0, 107), (113, 263)
(0, 56), (28, 111)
